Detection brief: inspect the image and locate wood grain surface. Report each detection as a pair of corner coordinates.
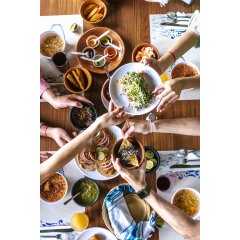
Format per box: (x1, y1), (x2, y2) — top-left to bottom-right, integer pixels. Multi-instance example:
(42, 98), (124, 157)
(40, 0), (200, 239)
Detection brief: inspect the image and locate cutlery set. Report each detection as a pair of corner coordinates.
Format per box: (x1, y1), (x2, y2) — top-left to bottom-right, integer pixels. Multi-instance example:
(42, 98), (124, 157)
(161, 11), (191, 27)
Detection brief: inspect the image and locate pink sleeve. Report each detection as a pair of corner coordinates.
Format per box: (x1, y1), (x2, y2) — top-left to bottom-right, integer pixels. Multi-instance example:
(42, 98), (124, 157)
(40, 75), (50, 97)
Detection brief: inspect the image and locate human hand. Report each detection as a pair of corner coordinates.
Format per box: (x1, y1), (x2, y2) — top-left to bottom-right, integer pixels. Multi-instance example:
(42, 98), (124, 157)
(142, 57), (163, 76)
(153, 78), (183, 112)
(48, 127), (72, 147)
(51, 94), (94, 109)
(40, 152), (53, 164)
(95, 101), (129, 129)
(111, 156), (147, 192)
(122, 119), (151, 139)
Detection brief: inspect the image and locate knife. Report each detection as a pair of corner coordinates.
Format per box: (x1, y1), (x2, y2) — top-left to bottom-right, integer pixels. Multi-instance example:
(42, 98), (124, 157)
(170, 164), (200, 169)
(40, 226), (74, 233)
(161, 22), (188, 27)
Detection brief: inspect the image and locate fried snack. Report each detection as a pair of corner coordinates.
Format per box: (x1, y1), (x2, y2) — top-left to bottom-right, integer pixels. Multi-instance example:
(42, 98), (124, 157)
(76, 68), (85, 90)
(72, 70), (84, 91)
(87, 7), (99, 20)
(97, 6), (103, 14)
(90, 234), (102, 240)
(90, 13), (104, 22)
(83, 3), (98, 16)
(67, 73), (80, 89)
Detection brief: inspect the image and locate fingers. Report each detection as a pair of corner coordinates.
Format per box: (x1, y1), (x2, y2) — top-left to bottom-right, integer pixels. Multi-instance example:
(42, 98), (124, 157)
(108, 100), (115, 113)
(160, 95), (178, 112)
(62, 133), (72, 143)
(55, 138), (66, 147)
(157, 92), (176, 112)
(112, 105), (124, 115)
(72, 131), (78, 137)
(152, 85), (164, 95)
(71, 95), (94, 106)
(68, 100), (83, 108)
(122, 120), (130, 134)
(123, 125), (135, 139)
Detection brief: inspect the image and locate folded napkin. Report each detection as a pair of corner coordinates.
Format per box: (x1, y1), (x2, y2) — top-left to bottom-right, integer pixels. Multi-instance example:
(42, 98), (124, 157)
(145, 0), (169, 7)
(104, 185), (155, 240)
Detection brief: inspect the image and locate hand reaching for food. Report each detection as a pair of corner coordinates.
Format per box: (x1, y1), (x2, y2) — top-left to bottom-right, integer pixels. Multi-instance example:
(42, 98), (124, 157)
(122, 119), (152, 139)
(47, 127), (73, 147)
(153, 78), (183, 112)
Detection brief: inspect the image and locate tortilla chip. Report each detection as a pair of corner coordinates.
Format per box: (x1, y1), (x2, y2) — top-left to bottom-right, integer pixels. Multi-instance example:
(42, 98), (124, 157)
(119, 139), (133, 152)
(127, 154), (139, 167)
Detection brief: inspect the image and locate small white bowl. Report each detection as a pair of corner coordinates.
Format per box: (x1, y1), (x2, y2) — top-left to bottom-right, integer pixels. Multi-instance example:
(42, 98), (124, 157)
(93, 54), (106, 68)
(170, 61), (200, 79)
(40, 172), (68, 204)
(86, 35), (99, 48)
(40, 30), (66, 59)
(171, 187), (200, 219)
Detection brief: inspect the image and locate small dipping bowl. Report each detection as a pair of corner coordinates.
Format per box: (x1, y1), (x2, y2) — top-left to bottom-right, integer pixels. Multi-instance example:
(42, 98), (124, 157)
(86, 35), (99, 48)
(69, 103), (97, 131)
(100, 35), (112, 47)
(71, 178), (100, 207)
(82, 47), (96, 59)
(144, 146), (161, 175)
(93, 54), (106, 68)
(156, 174), (174, 192)
(104, 46), (118, 60)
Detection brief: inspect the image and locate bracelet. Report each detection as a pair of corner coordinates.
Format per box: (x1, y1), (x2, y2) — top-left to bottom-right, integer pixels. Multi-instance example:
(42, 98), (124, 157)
(45, 126), (49, 137)
(168, 51), (176, 63)
(148, 120), (156, 133)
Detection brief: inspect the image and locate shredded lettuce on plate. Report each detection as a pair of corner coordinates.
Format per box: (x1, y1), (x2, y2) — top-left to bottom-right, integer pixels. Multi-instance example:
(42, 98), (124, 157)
(119, 71), (152, 110)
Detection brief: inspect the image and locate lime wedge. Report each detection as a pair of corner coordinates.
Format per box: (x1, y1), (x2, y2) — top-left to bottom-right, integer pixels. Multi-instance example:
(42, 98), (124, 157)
(145, 150), (154, 159)
(146, 160), (154, 170)
(98, 152), (105, 161)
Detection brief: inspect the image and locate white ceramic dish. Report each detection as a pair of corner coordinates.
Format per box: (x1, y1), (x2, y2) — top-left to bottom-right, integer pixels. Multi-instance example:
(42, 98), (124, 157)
(40, 30), (66, 59)
(40, 172), (68, 204)
(75, 227), (117, 240)
(109, 63), (162, 115)
(171, 187), (200, 219)
(170, 61), (200, 79)
(75, 126), (122, 181)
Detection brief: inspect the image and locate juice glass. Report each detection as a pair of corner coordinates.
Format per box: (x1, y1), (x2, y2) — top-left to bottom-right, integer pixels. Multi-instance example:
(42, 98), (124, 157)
(70, 213), (89, 232)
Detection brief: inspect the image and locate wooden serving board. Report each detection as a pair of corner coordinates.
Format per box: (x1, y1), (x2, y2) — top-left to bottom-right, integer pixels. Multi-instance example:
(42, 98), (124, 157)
(76, 27), (125, 74)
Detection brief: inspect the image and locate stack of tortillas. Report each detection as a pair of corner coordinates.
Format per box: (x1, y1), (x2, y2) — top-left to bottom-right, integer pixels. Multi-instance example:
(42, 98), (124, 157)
(102, 186), (151, 234)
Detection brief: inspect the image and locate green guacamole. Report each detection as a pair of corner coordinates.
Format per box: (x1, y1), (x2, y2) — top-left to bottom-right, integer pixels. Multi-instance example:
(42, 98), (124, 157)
(73, 179), (99, 206)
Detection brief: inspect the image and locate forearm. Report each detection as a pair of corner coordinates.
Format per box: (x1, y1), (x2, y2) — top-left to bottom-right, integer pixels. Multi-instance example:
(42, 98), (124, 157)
(41, 88), (56, 107)
(154, 117), (200, 136)
(178, 75), (200, 90)
(159, 29), (199, 72)
(40, 121), (101, 184)
(145, 190), (200, 240)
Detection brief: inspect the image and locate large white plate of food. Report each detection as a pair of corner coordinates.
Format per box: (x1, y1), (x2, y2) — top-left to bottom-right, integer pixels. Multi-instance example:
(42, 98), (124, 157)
(109, 63), (162, 115)
(75, 126), (122, 181)
(75, 227), (117, 240)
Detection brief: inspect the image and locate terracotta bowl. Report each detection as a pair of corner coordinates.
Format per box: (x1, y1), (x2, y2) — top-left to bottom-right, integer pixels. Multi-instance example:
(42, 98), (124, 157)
(112, 138), (145, 170)
(80, 0), (107, 24)
(132, 43), (160, 63)
(64, 66), (92, 94)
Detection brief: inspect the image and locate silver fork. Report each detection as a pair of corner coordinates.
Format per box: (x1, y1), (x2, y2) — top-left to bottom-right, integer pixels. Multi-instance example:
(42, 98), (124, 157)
(40, 234), (64, 239)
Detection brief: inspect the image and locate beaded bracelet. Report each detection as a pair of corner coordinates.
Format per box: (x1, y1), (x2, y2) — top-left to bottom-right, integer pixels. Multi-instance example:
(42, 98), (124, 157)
(168, 51), (176, 63)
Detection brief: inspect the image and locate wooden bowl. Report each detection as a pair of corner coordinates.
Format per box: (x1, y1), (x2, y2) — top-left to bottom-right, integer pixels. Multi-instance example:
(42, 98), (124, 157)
(64, 66), (92, 94)
(132, 43), (160, 63)
(76, 27), (125, 74)
(80, 0), (107, 24)
(112, 138), (145, 170)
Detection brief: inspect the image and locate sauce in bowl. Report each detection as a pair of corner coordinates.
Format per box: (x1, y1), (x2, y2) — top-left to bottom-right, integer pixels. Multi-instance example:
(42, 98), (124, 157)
(82, 47), (95, 59)
(86, 35), (99, 48)
(100, 36), (112, 47)
(104, 47), (118, 59)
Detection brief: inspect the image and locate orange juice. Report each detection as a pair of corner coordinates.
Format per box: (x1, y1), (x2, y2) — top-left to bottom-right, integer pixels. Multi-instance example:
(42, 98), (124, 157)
(70, 213), (89, 232)
(160, 73), (169, 83)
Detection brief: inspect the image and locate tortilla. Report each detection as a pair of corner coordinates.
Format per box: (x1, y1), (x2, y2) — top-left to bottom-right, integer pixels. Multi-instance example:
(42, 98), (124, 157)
(119, 139), (139, 167)
(77, 150), (96, 171)
(124, 193), (149, 223)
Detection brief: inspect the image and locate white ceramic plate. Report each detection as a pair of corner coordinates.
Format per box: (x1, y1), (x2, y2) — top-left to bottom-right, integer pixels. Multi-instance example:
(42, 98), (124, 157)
(75, 126), (122, 181)
(109, 63), (162, 115)
(75, 227), (117, 240)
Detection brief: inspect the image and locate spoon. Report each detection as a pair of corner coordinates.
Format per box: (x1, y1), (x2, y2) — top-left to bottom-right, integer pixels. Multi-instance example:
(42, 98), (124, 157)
(71, 51), (90, 58)
(63, 191), (81, 205)
(105, 40), (121, 51)
(176, 149), (196, 158)
(167, 12), (191, 20)
(93, 29), (111, 44)
(81, 54), (108, 63)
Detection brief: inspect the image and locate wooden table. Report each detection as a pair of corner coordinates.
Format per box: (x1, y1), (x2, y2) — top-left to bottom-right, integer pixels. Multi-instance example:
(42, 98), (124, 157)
(40, 0), (200, 239)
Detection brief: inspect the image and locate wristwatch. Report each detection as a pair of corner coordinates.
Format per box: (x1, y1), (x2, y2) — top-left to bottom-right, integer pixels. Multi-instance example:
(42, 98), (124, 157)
(137, 185), (151, 199)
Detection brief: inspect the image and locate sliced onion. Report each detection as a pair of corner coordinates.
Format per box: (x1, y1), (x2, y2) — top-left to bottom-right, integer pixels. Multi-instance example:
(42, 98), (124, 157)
(100, 160), (113, 169)
(97, 131), (108, 146)
(102, 136), (109, 147)
(81, 149), (94, 164)
(89, 151), (96, 162)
